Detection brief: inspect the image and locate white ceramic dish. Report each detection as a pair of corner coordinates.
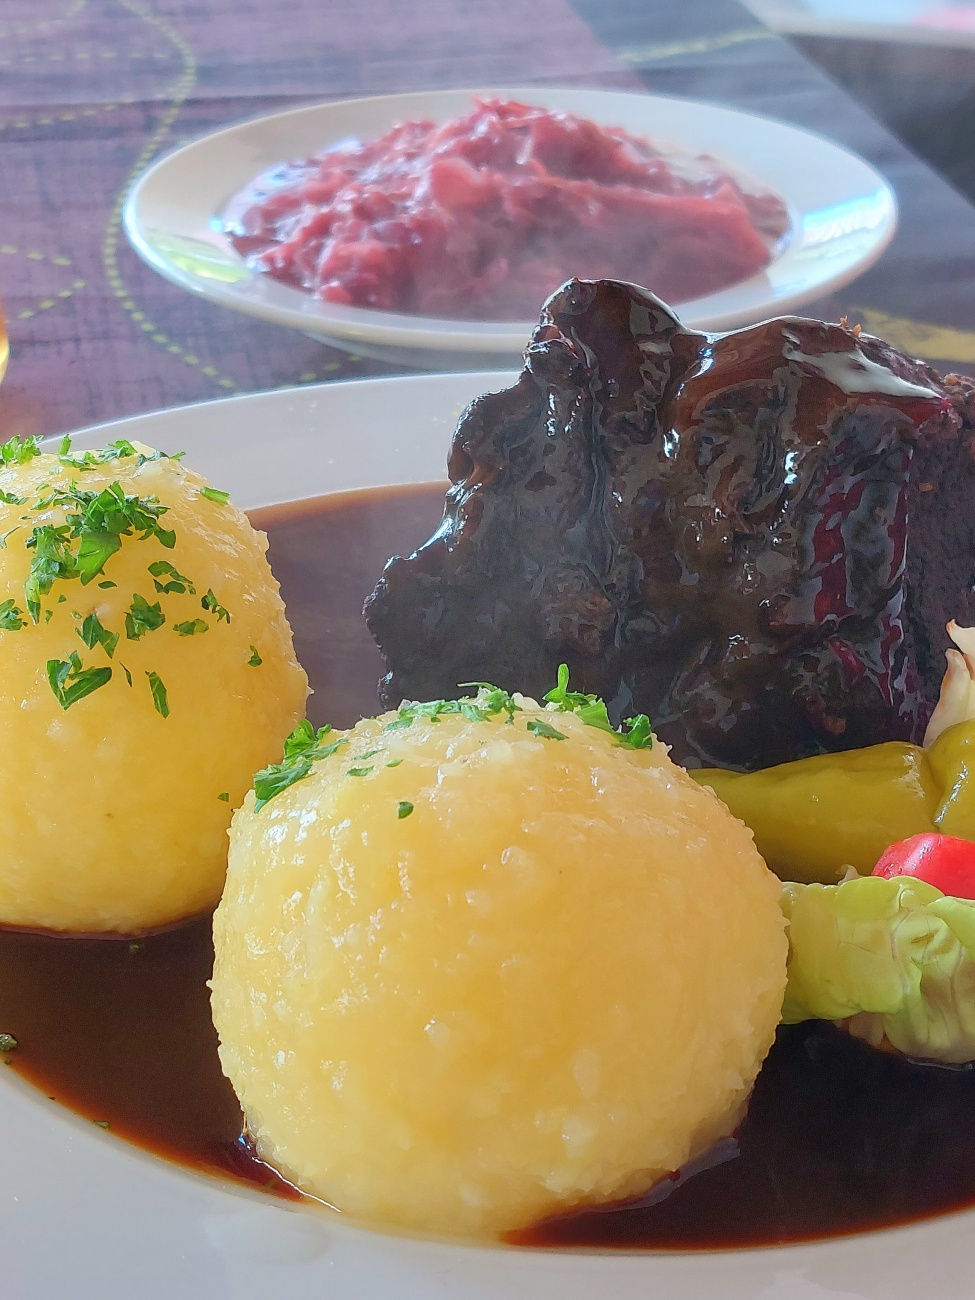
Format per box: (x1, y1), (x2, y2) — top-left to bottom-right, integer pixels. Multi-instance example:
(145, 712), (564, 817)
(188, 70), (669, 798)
(5, 373), (972, 1299)
(123, 87), (898, 371)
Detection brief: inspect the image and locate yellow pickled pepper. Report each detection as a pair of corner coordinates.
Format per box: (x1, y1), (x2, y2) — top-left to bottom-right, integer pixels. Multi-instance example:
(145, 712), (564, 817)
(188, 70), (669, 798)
(693, 720), (975, 883)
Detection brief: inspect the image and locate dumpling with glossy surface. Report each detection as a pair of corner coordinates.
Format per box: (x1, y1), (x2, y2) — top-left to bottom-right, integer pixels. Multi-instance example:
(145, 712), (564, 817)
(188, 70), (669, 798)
(211, 684), (787, 1238)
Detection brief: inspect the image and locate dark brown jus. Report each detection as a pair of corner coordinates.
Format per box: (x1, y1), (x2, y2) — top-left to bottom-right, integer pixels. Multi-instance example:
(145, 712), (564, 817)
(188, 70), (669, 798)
(5, 484), (975, 1247)
(366, 278), (975, 770)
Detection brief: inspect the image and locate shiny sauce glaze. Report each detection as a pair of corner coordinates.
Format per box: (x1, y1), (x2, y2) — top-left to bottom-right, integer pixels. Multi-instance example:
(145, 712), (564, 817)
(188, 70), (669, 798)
(364, 280), (975, 773)
(4, 483), (975, 1248)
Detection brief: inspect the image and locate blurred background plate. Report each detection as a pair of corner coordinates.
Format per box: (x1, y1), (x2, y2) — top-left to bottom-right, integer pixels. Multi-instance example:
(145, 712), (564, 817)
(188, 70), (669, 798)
(123, 87), (897, 370)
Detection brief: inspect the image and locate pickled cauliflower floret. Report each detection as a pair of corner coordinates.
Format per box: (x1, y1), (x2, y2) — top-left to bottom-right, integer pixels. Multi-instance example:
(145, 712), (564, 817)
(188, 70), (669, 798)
(0, 435), (307, 934)
(211, 683), (787, 1239)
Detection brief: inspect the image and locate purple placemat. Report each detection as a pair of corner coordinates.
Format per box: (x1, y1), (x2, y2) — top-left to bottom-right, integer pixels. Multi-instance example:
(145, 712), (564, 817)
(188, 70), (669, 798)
(0, 0), (972, 439)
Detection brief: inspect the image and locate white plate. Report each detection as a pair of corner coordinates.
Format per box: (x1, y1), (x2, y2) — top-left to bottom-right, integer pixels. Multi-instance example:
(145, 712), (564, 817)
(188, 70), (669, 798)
(5, 374), (971, 1300)
(123, 87), (898, 371)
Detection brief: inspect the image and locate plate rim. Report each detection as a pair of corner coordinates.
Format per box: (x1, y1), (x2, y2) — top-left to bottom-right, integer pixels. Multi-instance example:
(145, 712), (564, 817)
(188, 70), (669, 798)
(122, 85), (898, 355)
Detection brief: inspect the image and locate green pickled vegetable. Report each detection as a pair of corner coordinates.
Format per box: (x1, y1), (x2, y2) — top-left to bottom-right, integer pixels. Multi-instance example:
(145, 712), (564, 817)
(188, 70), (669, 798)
(693, 720), (975, 884)
(782, 873), (975, 1064)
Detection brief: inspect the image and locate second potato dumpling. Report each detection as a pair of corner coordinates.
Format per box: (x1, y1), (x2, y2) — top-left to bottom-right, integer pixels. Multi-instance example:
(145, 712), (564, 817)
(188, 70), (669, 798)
(212, 683), (788, 1238)
(0, 436), (308, 935)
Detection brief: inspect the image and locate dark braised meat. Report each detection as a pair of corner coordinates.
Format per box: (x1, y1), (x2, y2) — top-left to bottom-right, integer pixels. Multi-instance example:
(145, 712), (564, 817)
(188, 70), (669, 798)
(364, 279), (975, 770)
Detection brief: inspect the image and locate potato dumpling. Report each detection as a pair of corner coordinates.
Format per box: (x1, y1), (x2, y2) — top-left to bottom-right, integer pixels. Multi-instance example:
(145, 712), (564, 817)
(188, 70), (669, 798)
(211, 688), (787, 1238)
(0, 437), (307, 934)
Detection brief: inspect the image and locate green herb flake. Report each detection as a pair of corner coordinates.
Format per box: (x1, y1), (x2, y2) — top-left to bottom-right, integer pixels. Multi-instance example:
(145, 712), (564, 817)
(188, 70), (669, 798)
(77, 612), (119, 659)
(0, 599), (26, 631)
(544, 663), (614, 733)
(0, 1033), (17, 1053)
(0, 489), (25, 506)
(173, 619), (208, 637)
(397, 801), (414, 819)
(253, 722), (347, 811)
(146, 671), (169, 718)
(217, 792), (230, 802)
(201, 589), (230, 623)
(93, 1120), (111, 1129)
(125, 594), (165, 640)
(386, 758), (403, 768)
(526, 718), (567, 741)
(617, 714), (653, 750)
(347, 766), (373, 777)
(128, 942), (142, 955)
(148, 559), (195, 596)
(121, 663), (133, 687)
(200, 486), (231, 506)
(20, 481), (178, 617)
(46, 653), (112, 710)
(98, 580), (117, 589)
(0, 435), (41, 466)
(386, 685), (521, 732)
(57, 440), (151, 471)
(247, 645), (262, 667)
(25, 524), (78, 621)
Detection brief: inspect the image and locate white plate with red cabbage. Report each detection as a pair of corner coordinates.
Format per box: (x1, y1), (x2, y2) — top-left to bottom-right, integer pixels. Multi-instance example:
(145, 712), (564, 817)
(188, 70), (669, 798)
(123, 87), (897, 370)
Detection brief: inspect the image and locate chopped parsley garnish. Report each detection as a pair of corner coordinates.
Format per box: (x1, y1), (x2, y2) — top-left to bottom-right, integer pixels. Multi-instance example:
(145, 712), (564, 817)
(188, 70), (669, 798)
(526, 718), (567, 741)
(146, 671), (169, 718)
(43, 481), (175, 575)
(0, 599), (25, 631)
(618, 714), (653, 749)
(0, 1033), (17, 1053)
(217, 792), (230, 802)
(0, 489), (25, 506)
(254, 672), (651, 811)
(173, 618), (208, 637)
(24, 524), (76, 621)
(148, 560), (195, 595)
(544, 663), (653, 747)
(93, 1120), (111, 1129)
(20, 482), (177, 622)
(121, 663), (133, 687)
(544, 663), (614, 733)
(247, 645), (262, 666)
(201, 589), (230, 623)
(253, 721), (347, 811)
(0, 435), (41, 466)
(47, 653), (112, 710)
(77, 612), (119, 659)
(386, 685), (520, 731)
(397, 801), (414, 819)
(125, 594), (165, 640)
(200, 486), (230, 505)
(98, 580), (117, 589)
(57, 439), (178, 471)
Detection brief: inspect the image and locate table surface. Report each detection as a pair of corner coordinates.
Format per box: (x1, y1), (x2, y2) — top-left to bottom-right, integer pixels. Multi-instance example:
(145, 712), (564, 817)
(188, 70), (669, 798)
(2, 0), (974, 440)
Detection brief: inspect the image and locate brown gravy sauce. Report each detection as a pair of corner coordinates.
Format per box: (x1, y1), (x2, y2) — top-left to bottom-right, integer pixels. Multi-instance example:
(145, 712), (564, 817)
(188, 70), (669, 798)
(3, 482), (975, 1249)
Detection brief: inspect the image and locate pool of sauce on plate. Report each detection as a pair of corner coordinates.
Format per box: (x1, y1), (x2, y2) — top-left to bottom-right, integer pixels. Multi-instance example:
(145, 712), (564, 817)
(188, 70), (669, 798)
(4, 481), (975, 1248)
